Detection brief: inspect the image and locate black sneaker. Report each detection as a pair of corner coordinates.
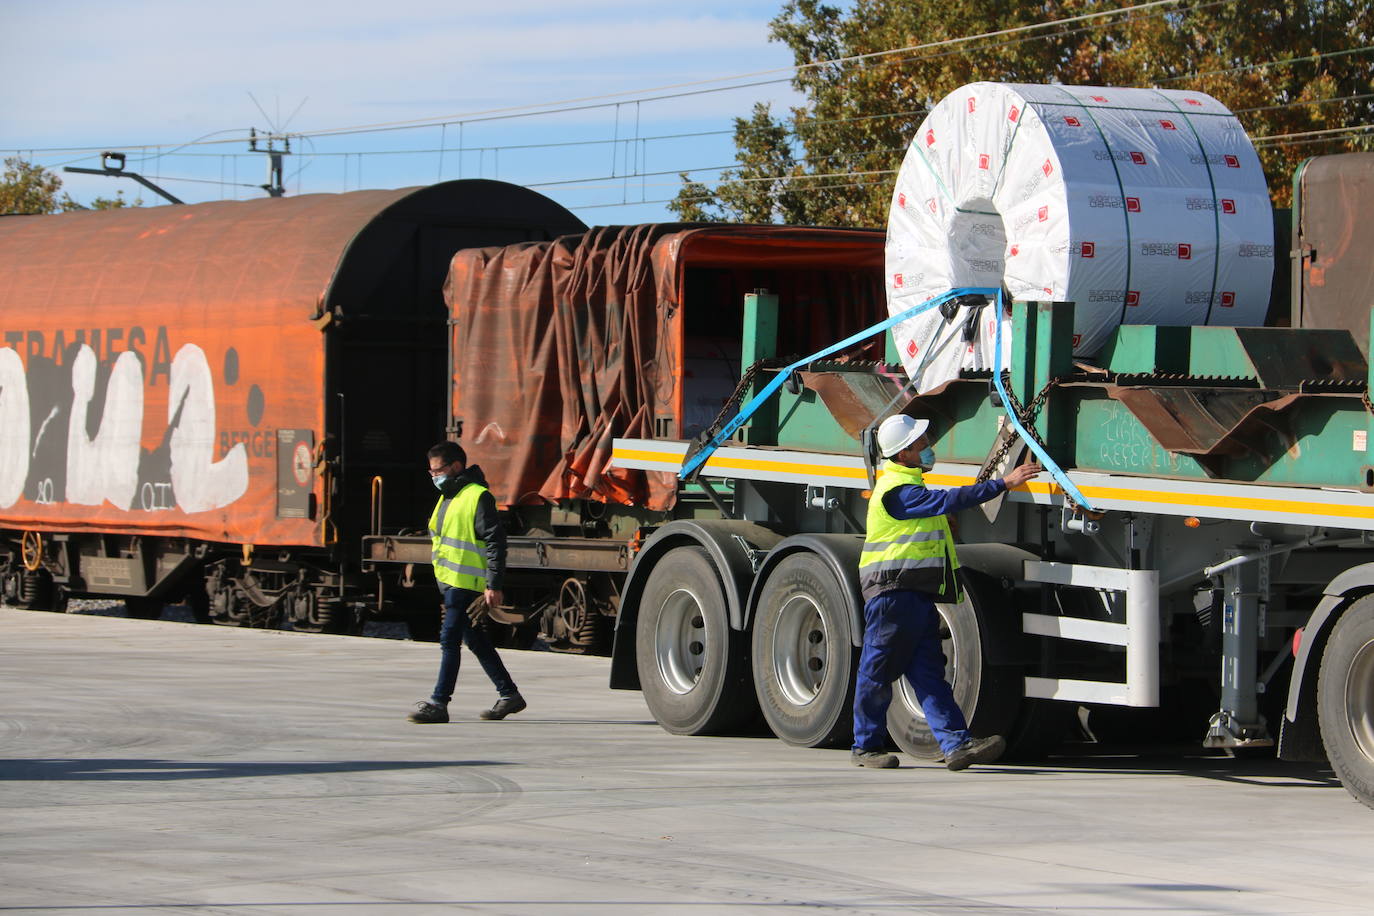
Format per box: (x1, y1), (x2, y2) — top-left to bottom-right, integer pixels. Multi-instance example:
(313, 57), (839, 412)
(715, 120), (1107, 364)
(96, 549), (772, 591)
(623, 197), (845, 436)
(479, 693), (527, 720)
(851, 748), (900, 769)
(945, 735), (1005, 771)
(407, 701), (449, 724)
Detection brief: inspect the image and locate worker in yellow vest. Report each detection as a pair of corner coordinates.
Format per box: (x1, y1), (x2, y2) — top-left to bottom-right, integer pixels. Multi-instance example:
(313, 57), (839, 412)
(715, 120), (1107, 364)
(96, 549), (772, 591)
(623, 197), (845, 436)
(852, 414), (1040, 769)
(408, 441), (526, 724)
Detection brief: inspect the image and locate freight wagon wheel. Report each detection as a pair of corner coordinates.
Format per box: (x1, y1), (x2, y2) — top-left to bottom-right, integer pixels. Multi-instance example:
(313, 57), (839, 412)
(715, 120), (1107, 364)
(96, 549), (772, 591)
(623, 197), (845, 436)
(886, 570), (1021, 761)
(636, 545), (756, 735)
(750, 552), (857, 747)
(1317, 594), (1374, 810)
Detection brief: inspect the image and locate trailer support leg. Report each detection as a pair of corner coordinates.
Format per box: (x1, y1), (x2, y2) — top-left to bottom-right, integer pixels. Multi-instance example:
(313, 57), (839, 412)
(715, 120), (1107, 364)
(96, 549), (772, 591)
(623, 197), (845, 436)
(1205, 548), (1273, 748)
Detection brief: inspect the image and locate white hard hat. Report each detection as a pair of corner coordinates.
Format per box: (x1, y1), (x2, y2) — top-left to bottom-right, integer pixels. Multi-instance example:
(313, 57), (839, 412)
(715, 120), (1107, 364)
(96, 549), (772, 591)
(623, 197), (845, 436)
(876, 414), (931, 458)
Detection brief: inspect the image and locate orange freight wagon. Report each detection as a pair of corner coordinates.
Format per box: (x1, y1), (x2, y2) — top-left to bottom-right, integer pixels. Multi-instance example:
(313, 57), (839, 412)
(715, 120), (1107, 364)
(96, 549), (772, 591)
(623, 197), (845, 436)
(0, 181), (582, 625)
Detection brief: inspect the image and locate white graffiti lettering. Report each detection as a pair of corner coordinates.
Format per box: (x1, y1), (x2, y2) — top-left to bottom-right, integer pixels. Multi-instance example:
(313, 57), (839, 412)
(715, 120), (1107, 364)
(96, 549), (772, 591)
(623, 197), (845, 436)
(67, 346), (143, 509)
(0, 348), (30, 508)
(168, 344), (248, 513)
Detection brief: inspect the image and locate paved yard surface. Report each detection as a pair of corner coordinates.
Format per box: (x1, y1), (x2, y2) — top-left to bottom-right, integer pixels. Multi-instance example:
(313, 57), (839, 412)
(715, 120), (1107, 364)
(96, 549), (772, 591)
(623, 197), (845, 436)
(1, 608), (1370, 915)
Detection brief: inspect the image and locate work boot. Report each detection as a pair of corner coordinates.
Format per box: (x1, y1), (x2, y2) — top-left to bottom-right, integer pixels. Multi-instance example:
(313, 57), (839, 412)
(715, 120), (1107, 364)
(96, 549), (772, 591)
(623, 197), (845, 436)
(945, 735), (1006, 771)
(850, 748), (900, 769)
(479, 693), (527, 720)
(407, 701), (449, 724)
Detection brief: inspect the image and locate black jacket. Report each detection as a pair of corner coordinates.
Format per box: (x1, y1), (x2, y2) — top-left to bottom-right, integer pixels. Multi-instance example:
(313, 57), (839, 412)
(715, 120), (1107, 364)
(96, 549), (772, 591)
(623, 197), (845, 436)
(435, 464), (506, 589)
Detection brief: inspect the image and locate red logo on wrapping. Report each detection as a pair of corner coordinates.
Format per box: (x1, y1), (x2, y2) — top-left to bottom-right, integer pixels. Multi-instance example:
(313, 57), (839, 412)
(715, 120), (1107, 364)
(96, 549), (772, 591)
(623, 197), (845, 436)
(1038, 205), (1049, 222)
(1081, 241), (1095, 258)
(1091, 95), (1107, 102)
(1126, 291), (1141, 307)
(1064, 116), (1081, 127)
(1130, 151), (1147, 165)
(1008, 105), (1019, 122)
(1185, 98), (1203, 106)
(927, 198), (937, 213)
(1010, 244), (1020, 257)
(1126, 197), (1141, 212)
(1220, 291), (1236, 307)
(898, 192), (906, 208)
(1159, 119), (1177, 130)
(1221, 199), (1236, 214)
(893, 273), (903, 288)
(1042, 159), (1053, 177)
(967, 97), (977, 113)
(1178, 243), (1192, 260)
(1224, 154), (1240, 168)
(1072, 334), (1083, 347)
(926, 128), (936, 147)
(906, 339), (919, 357)
(978, 153), (990, 170)
(1043, 287), (1053, 295)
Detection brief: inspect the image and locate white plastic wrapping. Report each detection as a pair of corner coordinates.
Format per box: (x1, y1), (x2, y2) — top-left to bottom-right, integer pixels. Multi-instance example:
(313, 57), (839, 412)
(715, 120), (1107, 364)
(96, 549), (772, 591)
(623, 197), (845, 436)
(886, 82), (1274, 391)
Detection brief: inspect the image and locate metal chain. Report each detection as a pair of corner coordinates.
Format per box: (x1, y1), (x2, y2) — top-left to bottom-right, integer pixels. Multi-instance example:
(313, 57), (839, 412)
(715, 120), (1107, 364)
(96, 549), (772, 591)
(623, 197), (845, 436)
(699, 356), (795, 446)
(978, 375), (1089, 514)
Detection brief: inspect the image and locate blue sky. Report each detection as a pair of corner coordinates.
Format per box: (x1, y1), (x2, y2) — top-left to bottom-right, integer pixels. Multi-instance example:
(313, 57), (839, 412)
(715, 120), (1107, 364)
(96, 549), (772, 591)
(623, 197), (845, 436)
(2, 0), (808, 221)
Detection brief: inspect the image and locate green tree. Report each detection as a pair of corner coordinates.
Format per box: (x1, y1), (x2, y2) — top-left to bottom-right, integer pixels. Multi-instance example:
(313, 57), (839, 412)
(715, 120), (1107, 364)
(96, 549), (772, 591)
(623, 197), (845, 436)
(1, 158), (143, 214)
(672, 0), (1374, 224)
(1, 157), (78, 214)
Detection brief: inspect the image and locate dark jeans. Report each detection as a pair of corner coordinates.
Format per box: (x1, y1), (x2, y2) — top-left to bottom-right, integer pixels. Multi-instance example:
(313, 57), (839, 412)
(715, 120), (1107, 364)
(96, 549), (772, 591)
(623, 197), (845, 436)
(429, 585), (518, 705)
(851, 589), (970, 756)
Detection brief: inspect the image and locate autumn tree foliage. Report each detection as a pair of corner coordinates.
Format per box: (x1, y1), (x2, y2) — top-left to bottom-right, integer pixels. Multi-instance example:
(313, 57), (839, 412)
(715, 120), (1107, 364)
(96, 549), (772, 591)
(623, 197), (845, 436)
(671, 0), (1374, 225)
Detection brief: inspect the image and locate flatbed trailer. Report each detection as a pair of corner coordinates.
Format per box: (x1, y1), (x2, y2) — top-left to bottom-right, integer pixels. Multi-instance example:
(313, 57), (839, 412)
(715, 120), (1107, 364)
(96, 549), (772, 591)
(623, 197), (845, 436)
(607, 289), (1374, 810)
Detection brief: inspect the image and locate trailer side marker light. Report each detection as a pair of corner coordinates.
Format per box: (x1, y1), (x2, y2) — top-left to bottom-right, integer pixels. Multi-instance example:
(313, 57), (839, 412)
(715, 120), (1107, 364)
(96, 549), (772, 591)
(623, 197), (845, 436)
(1293, 627), (1303, 658)
(1184, 517), (1201, 528)
(860, 490), (872, 500)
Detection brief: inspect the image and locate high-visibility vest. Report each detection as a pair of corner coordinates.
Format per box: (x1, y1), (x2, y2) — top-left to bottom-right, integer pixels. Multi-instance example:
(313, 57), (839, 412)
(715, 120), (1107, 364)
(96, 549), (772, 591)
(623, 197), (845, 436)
(429, 482), (488, 591)
(858, 460), (962, 602)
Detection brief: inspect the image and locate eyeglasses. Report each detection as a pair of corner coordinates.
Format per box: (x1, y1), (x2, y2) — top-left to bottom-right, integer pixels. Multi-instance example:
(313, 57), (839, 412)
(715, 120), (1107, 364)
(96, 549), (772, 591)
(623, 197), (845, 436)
(427, 461), (456, 477)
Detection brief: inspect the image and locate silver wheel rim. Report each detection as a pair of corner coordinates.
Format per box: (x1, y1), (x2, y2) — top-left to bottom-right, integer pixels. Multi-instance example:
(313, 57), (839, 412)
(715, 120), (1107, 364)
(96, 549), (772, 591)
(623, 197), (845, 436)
(772, 594), (827, 707)
(655, 587), (707, 695)
(1346, 636), (1374, 762)
(895, 604), (961, 722)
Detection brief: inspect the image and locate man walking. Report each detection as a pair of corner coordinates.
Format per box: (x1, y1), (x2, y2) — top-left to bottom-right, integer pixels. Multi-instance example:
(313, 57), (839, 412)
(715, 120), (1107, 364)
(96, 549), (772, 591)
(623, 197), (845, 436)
(408, 441), (526, 724)
(851, 414), (1040, 769)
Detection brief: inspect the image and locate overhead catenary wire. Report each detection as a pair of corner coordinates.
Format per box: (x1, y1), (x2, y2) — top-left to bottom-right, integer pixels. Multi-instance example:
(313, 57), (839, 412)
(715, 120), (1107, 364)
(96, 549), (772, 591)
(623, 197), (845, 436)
(15, 0), (1371, 212)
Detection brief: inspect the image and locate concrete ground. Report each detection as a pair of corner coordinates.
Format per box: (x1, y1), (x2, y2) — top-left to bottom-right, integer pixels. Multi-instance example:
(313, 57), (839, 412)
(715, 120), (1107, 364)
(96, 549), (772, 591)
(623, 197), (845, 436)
(1, 607), (1370, 915)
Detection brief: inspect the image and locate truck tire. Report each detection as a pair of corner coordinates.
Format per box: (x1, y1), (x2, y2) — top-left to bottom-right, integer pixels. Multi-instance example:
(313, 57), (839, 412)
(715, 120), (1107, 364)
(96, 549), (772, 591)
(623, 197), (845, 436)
(750, 552), (857, 748)
(636, 545), (756, 735)
(1317, 594), (1374, 809)
(885, 571), (1022, 760)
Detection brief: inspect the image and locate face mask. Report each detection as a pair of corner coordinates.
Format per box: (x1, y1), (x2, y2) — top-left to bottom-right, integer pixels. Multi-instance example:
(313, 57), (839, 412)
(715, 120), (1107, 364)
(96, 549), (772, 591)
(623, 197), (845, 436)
(432, 475), (449, 490)
(919, 447), (936, 469)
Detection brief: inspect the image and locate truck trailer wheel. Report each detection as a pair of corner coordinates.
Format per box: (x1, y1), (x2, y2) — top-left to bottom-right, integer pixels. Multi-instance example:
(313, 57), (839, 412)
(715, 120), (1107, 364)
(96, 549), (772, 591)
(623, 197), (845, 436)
(750, 552), (857, 747)
(885, 571), (1021, 760)
(1317, 595), (1374, 809)
(636, 545), (755, 735)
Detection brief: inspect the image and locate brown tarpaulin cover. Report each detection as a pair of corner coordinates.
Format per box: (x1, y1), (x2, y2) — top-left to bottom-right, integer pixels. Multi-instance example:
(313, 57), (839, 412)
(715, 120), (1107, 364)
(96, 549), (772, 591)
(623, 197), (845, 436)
(445, 223), (885, 512)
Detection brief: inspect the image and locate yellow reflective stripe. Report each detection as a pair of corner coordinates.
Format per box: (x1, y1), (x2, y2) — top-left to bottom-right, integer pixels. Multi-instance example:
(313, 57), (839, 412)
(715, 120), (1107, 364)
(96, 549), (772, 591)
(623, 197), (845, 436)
(610, 446), (867, 480)
(929, 471), (1374, 521)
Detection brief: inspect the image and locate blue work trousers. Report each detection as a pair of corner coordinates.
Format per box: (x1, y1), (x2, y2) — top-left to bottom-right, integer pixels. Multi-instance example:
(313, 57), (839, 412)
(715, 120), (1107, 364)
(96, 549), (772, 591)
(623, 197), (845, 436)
(429, 585), (518, 705)
(851, 589), (970, 756)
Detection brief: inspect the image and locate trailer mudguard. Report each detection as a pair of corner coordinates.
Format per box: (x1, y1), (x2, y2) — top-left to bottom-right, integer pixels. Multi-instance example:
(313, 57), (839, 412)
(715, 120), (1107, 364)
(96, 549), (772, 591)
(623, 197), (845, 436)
(1280, 562), (1374, 761)
(744, 534), (866, 647)
(609, 519), (781, 690)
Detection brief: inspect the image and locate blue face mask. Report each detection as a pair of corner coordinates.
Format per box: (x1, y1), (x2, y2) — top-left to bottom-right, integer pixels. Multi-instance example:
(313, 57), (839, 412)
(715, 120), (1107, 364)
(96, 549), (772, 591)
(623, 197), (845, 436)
(432, 475), (449, 490)
(919, 447), (936, 469)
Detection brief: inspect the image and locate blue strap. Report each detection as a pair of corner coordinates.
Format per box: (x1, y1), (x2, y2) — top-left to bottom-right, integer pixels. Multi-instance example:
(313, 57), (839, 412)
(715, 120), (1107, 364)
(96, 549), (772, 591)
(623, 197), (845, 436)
(679, 287), (987, 480)
(679, 287), (1098, 515)
(990, 290), (1096, 511)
